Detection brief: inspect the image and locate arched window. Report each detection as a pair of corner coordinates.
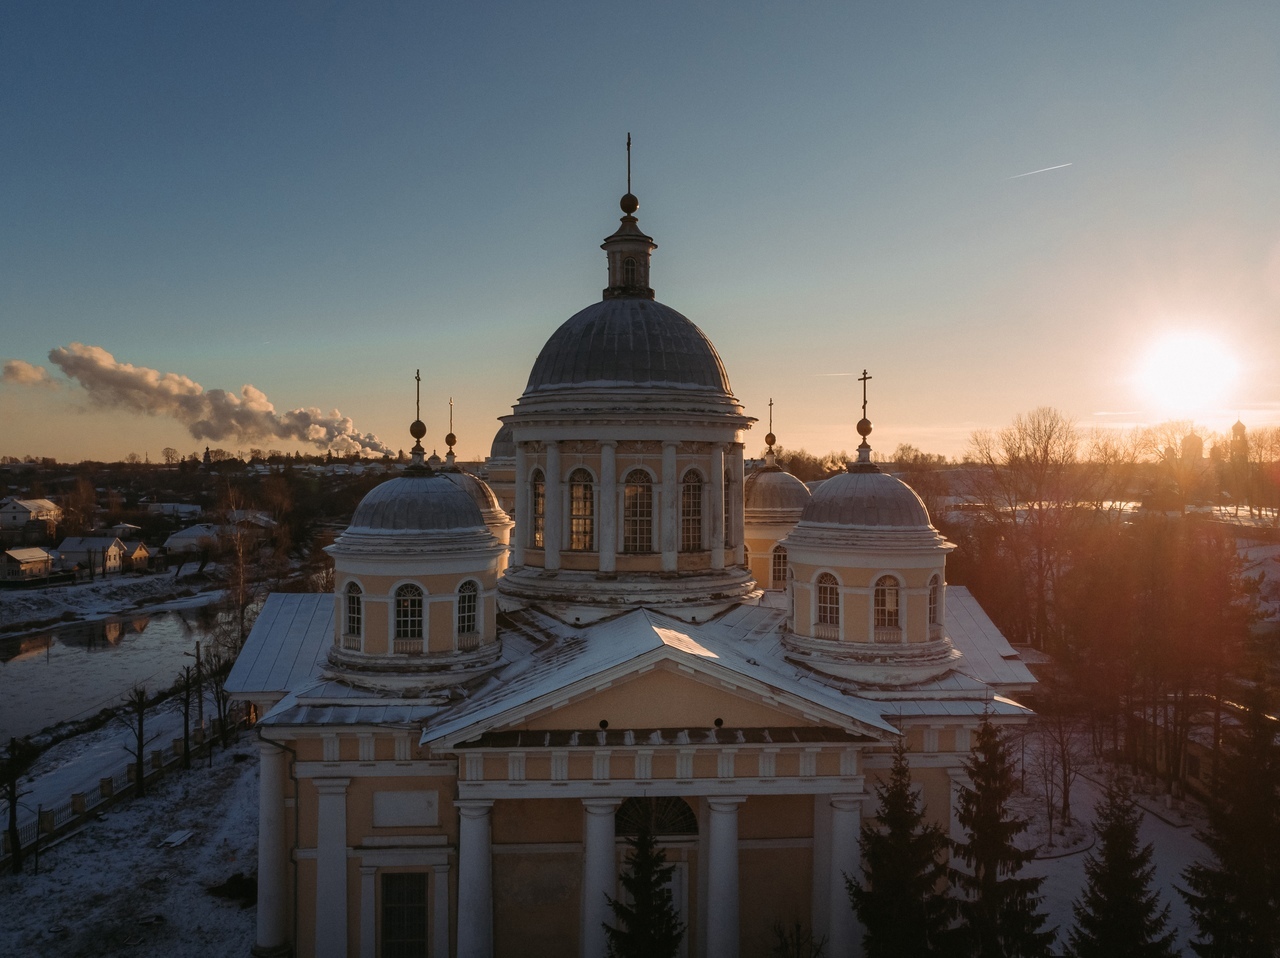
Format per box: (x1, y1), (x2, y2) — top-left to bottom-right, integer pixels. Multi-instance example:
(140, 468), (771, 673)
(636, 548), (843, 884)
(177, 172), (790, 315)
(680, 470), (703, 552)
(615, 796), (698, 836)
(394, 583), (424, 652)
(928, 575), (942, 629)
(343, 582), (362, 649)
(569, 468), (594, 551)
(623, 256), (637, 286)
(771, 546), (788, 590)
(874, 575), (900, 629)
(457, 580), (479, 637)
(623, 470), (653, 553)
(817, 573), (840, 626)
(723, 470), (733, 548)
(530, 468), (545, 548)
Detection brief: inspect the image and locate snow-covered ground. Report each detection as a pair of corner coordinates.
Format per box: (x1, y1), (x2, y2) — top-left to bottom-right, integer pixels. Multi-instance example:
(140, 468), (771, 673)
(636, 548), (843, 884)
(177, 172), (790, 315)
(0, 572), (223, 632)
(1, 732), (258, 958)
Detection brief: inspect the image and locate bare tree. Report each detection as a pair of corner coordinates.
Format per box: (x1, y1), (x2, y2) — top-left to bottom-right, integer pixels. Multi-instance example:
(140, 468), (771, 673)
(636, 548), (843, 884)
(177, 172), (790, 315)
(2, 737), (41, 873)
(117, 684), (158, 798)
(161, 446), (180, 467)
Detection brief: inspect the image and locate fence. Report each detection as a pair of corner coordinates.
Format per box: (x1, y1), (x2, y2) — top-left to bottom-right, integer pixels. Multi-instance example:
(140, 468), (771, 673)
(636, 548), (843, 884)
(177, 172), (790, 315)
(1, 706), (248, 869)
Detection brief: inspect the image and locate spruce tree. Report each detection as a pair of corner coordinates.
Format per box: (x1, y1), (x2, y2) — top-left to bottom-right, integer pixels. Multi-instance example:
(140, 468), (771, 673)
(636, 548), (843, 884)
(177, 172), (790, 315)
(603, 815), (685, 958)
(1181, 685), (1280, 958)
(1067, 779), (1176, 958)
(849, 740), (954, 957)
(950, 719), (1055, 958)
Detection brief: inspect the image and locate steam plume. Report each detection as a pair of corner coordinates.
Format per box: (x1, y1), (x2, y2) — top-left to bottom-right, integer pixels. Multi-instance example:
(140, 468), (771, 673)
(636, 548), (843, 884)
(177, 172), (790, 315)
(45, 343), (392, 456)
(3, 360), (54, 386)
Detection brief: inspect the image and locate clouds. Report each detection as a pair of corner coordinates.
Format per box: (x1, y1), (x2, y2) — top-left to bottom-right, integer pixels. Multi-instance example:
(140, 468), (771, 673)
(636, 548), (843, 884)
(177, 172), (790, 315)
(2, 360), (54, 386)
(23, 343), (391, 456)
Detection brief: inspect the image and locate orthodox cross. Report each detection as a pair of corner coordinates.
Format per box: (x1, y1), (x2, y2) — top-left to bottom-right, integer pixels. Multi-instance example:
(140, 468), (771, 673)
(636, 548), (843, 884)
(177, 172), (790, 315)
(768, 397), (774, 434)
(449, 396), (454, 434)
(626, 132), (632, 194)
(415, 369), (421, 421)
(859, 369), (872, 419)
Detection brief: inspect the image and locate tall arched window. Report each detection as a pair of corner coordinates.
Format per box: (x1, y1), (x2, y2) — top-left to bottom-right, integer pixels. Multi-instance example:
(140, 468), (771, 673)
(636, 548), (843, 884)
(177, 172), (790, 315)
(680, 470), (703, 552)
(530, 468), (545, 548)
(771, 546), (788, 590)
(928, 575), (941, 630)
(457, 580), (479, 637)
(623, 470), (653, 553)
(343, 582), (362, 649)
(723, 470), (733, 548)
(623, 256), (637, 286)
(874, 575), (900, 629)
(569, 468), (594, 551)
(817, 573), (840, 626)
(394, 583), (424, 653)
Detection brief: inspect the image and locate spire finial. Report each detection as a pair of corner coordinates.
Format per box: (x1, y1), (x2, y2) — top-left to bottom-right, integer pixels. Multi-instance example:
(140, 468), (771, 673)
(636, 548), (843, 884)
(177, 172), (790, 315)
(444, 396), (457, 467)
(409, 369), (427, 467)
(852, 368), (876, 469)
(764, 397), (776, 451)
(620, 134), (639, 216)
(627, 132), (632, 195)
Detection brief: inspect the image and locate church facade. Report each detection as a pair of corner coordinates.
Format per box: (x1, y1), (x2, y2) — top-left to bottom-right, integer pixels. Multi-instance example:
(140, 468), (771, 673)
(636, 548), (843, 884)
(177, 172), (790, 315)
(227, 187), (1035, 958)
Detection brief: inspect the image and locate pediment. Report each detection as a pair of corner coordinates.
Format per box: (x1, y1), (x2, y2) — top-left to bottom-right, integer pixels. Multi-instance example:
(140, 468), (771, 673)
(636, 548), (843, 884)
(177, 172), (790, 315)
(422, 609), (896, 748)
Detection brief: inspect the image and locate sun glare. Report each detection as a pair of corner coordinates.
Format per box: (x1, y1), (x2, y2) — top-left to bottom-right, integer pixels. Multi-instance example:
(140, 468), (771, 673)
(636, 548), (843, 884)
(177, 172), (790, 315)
(1134, 331), (1240, 419)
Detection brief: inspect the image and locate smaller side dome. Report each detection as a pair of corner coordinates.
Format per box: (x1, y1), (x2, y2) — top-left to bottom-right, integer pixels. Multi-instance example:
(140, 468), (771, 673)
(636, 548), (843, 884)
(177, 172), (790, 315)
(348, 475), (485, 533)
(800, 471), (931, 528)
(490, 423), (515, 459)
(744, 469), (811, 513)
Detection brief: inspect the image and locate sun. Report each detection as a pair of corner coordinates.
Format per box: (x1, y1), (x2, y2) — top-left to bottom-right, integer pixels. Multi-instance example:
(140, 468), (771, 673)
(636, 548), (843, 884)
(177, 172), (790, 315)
(1134, 331), (1240, 419)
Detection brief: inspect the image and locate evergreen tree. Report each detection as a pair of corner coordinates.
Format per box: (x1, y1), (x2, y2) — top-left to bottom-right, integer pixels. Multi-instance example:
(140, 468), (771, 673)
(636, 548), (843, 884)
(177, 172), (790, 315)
(604, 815), (685, 958)
(950, 719), (1055, 958)
(1067, 779), (1176, 958)
(1181, 685), (1280, 958)
(849, 740), (954, 957)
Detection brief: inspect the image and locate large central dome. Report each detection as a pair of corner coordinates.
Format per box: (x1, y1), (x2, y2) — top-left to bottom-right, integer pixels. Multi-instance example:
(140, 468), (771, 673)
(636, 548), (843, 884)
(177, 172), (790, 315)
(523, 298), (733, 395)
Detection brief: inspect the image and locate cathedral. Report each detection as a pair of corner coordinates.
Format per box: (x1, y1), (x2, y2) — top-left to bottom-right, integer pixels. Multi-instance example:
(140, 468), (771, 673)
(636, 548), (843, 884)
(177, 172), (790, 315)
(227, 184), (1035, 958)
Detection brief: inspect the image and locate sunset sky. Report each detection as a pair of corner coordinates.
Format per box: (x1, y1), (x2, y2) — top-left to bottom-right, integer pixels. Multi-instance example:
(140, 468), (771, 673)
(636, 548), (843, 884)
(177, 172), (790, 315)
(3, 2), (1279, 463)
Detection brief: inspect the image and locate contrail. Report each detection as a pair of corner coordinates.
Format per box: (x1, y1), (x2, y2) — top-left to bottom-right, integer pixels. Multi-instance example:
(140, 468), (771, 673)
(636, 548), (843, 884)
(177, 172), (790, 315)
(1009, 163), (1073, 179)
(41, 342), (393, 456)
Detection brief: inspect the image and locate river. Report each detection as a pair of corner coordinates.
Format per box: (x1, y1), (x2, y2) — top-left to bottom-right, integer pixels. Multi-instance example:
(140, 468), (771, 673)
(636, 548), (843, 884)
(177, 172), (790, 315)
(0, 606), (227, 740)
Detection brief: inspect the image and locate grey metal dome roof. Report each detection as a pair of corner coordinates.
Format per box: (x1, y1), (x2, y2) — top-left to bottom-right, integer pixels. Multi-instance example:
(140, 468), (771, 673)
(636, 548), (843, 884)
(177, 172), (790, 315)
(799, 470), (932, 528)
(440, 469), (502, 515)
(524, 298), (733, 394)
(489, 423), (515, 459)
(348, 475), (485, 532)
(744, 468), (811, 513)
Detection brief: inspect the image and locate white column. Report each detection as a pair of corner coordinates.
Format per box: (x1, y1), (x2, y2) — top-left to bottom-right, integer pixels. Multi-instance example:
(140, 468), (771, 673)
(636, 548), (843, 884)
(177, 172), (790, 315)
(599, 442), (617, 574)
(456, 800), (494, 958)
(315, 778), (351, 958)
(254, 740), (291, 956)
(706, 796), (746, 958)
(545, 442), (562, 570)
(828, 795), (864, 958)
(581, 799), (621, 958)
(710, 444), (726, 570)
(360, 865), (377, 958)
(432, 863), (451, 958)
(729, 444), (745, 566)
(513, 442), (528, 567)
(661, 441), (678, 572)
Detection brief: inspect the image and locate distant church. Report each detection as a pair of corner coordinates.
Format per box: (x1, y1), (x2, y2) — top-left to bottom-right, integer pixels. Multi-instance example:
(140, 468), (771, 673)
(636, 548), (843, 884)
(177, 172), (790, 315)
(228, 183), (1035, 958)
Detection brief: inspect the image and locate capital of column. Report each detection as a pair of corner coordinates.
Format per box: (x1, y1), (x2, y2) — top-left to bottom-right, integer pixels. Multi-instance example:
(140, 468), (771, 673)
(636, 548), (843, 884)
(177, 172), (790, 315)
(456, 799), (495, 819)
(830, 793), (864, 812)
(315, 777), (351, 795)
(583, 798), (622, 816)
(706, 795), (747, 813)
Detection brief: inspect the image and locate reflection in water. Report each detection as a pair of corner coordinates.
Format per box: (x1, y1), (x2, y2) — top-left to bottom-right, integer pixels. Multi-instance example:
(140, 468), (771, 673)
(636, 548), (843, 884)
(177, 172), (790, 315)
(0, 607), (225, 740)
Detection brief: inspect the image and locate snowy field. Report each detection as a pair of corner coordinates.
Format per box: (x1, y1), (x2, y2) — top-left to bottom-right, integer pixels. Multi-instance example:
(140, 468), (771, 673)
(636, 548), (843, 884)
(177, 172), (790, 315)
(1, 733), (258, 958)
(0, 572), (222, 632)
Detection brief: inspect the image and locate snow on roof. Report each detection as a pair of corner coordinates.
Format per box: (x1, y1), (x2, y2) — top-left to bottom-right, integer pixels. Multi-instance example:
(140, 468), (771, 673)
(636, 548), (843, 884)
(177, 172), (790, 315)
(422, 608), (898, 747)
(3, 546), (56, 562)
(3, 497), (60, 512)
(225, 593), (334, 700)
(57, 536), (125, 553)
(945, 586), (1037, 689)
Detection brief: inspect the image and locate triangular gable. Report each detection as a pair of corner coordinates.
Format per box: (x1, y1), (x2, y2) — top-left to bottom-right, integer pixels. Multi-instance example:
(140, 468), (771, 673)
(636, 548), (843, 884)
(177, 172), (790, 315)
(423, 609), (897, 748)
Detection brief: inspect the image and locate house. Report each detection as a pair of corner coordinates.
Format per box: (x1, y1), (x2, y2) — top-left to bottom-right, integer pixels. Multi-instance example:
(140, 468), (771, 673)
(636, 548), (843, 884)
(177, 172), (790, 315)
(163, 523), (221, 555)
(228, 188), (1036, 958)
(121, 541), (152, 572)
(1, 546), (57, 580)
(56, 536), (125, 576)
(146, 502), (203, 520)
(0, 497), (63, 529)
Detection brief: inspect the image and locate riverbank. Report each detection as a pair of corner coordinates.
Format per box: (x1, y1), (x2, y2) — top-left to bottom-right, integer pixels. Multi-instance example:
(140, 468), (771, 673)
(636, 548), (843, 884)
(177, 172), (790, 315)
(0, 572), (224, 636)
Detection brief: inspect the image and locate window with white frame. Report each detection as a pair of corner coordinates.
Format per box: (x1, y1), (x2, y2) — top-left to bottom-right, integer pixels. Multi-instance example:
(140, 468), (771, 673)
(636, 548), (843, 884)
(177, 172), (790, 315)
(680, 470), (703, 552)
(771, 546), (788, 589)
(343, 581), (362, 649)
(530, 468), (545, 548)
(623, 470), (653, 553)
(569, 468), (594, 551)
(623, 256), (637, 286)
(928, 574), (941, 626)
(394, 583), (424, 649)
(874, 575), (900, 628)
(723, 469), (732, 547)
(457, 580), (478, 636)
(817, 573), (839, 626)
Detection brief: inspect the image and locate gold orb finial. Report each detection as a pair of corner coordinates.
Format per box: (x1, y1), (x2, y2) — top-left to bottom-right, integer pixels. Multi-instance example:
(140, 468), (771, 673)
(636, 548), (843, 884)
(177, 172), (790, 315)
(620, 192), (639, 215)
